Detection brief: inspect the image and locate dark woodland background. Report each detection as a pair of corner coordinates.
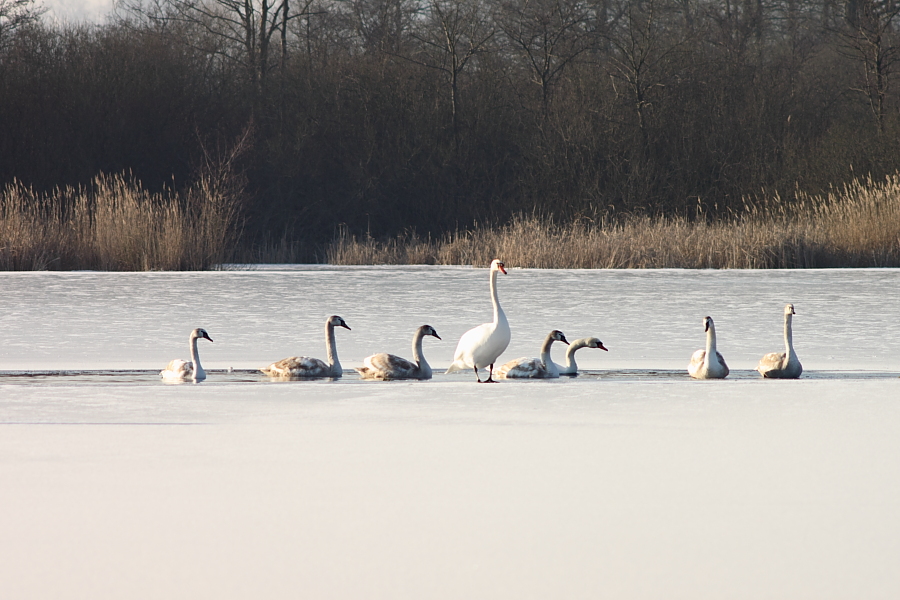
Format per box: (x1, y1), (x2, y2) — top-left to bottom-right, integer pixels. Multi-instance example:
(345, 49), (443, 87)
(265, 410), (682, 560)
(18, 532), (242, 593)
(2, 0), (900, 257)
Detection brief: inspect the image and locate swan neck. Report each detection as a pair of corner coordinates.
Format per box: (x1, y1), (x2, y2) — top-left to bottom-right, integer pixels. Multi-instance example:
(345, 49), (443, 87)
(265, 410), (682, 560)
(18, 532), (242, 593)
(190, 335), (204, 378)
(706, 324), (717, 354)
(412, 330), (431, 377)
(564, 340), (587, 369)
(325, 322), (341, 373)
(540, 335), (557, 366)
(489, 268), (503, 324)
(783, 313), (794, 354)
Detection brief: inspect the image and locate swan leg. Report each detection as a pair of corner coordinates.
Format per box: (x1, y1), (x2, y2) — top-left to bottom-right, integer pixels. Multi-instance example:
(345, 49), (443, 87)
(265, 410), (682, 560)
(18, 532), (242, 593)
(482, 363), (497, 383)
(474, 366), (483, 383)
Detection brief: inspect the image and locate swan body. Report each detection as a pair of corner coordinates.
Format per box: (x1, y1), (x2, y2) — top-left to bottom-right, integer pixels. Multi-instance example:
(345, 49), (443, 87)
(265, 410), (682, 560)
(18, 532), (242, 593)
(356, 325), (441, 380)
(261, 315), (350, 378)
(497, 330), (569, 379)
(554, 337), (608, 375)
(757, 303), (802, 379)
(688, 316), (729, 379)
(160, 328), (213, 382)
(445, 259), (511, 382)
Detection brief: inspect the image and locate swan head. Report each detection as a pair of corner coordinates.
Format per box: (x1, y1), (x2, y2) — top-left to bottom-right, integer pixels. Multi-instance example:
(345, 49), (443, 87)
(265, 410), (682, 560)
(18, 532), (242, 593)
(703, 316), (714, 332)
(329, 315), (351, 330)
(192, 328), (213, 343)
(550, 330), (569, 345)
(584, 337), (608, 351)
(784, 303), (796, 316)
(490, 259), (507, 275)
(419, 325), (441, 340)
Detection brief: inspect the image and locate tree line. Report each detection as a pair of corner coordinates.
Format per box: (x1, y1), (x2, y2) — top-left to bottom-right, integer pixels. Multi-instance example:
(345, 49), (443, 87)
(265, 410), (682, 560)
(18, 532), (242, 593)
(1, 0), (899, 258)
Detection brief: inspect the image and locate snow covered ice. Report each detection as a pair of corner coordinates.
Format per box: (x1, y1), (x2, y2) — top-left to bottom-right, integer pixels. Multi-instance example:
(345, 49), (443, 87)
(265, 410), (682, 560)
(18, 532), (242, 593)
(1, 266), (898, 599)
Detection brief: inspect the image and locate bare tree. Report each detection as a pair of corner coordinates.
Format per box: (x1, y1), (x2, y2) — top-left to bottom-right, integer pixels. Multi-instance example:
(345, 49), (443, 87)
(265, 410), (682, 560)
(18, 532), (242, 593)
(405, 0), (496, 134)
(118, 0), (307, 99)
(343, 0), (419, 55)
(0, 0), (45, 52)
(495, 0), (597, 115)
(603, 0), (692, 142)
(836, 0), (900, 132)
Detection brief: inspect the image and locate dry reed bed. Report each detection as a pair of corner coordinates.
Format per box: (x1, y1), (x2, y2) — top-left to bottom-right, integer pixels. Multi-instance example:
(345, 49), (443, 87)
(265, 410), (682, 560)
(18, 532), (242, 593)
(0, 173), (242, 270)
(327, 174), (900, 269)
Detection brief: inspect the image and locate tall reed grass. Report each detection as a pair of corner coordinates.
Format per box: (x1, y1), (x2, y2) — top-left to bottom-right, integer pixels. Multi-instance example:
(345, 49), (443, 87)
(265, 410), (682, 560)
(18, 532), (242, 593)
(326, 173), (900, 268)
(0, 171), (243, 271)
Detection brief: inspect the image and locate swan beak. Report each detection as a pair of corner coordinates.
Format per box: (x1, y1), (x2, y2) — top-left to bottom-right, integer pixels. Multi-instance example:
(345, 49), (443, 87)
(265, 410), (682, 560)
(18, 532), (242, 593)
(432, 332), (442, 340)
(704, 321), (710, 332)
(598, 343), (608, 351)
(341, 323), (352, 330)
(205, 335), (214, 342)
(560, 335), (569, 345)
(499, 265), (507, 274)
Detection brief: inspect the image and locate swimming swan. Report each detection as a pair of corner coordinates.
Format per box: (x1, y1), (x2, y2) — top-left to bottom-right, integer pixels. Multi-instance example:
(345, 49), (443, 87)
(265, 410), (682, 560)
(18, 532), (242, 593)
(554, 337), (608, 376)
(356, 325), (441, 380)
(688, 316), (729, 379)
(445, 259), (511, 382)
(160, 328), (213, 381)
(496, 330), (569, 379)
(757, 303), (802, 379)
(261, 315), (351, 378)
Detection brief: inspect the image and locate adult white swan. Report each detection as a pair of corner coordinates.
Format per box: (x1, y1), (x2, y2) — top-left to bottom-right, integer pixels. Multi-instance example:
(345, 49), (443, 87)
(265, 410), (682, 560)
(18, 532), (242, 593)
(261, 315), (351, 378)
(356, 325), (441, 380)
(445, 259), (510, 382)
(496, 330), (569, 379)
(757, 303), (802, 379)
(554, 337), (608, 376)
(160, 328), (213, 382)
(688, 316), (729, 379)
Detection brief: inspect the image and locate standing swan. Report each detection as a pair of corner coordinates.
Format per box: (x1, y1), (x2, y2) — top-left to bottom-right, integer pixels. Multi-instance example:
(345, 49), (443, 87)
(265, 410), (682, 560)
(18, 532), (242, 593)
(356, 325), (441, 380)
(688, 316), (729, 379)
(554, 337), (608, 376)
(445, 259), (511, 382)
(160, 328), (213, 382)
(261, 315), (351, 378)
(757, 303), (802, 379)
(497, 330), (569, 379)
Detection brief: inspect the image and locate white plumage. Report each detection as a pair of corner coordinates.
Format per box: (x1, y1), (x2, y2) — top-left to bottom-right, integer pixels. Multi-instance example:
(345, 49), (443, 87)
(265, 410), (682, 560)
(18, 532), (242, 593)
(160, 328), (213, 382)
(445, 259), (511, 382)
(757, 303), (802, 379)
(687, 316), (729, 379)
(554, 337), (608, 375)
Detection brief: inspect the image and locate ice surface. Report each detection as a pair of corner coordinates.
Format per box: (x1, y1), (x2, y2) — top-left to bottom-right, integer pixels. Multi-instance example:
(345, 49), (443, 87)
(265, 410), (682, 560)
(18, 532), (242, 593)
(1, 267), (899, 599)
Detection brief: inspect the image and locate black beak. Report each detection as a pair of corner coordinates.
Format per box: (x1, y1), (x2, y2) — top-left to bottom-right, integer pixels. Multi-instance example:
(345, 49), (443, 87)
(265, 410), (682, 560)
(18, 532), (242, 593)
(341, 323), (352, 330)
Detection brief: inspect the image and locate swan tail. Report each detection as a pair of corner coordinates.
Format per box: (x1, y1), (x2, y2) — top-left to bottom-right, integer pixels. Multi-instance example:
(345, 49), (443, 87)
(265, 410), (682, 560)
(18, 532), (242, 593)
(445, 360), (468, 374)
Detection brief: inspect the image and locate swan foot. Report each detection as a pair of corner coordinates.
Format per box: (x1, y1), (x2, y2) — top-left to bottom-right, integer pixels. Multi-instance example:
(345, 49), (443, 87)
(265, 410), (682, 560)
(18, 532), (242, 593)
(479, 364), (498, 383)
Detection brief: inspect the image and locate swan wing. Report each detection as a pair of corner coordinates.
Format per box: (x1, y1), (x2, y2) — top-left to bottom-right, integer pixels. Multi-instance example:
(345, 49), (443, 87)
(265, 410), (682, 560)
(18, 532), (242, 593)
(262, 356), (331, 377)
(496, 357), (549, 379)
(451, 322), (493, 366)
(356, 353), (419, 380)
(715, 351), (730, 376)
(687, 349), (706, 378)
(161, 359), (192, 379)
(757, 351), (787, 373)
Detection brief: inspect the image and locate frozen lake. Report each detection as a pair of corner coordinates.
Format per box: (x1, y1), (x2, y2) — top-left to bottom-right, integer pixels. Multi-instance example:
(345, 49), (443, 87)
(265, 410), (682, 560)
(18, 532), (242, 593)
(1, 266), (899, 599)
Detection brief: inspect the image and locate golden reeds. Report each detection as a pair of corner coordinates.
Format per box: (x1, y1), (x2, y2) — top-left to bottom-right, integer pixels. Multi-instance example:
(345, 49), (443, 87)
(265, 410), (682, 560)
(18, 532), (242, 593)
(326, 173), (900, 269)
(0, 171), (243, 271)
